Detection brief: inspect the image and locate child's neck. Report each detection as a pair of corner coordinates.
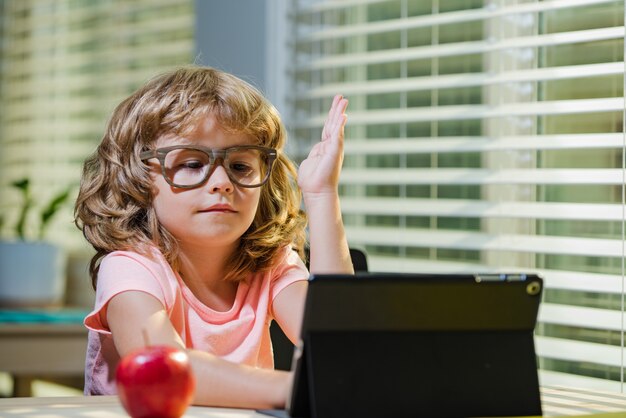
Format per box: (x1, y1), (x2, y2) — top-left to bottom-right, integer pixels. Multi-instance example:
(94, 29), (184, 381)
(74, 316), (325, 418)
(176, 243), (239, 312)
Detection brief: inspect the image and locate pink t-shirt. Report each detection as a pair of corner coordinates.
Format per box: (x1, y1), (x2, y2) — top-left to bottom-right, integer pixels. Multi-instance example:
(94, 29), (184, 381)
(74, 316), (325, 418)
(83, 246), (308, 395)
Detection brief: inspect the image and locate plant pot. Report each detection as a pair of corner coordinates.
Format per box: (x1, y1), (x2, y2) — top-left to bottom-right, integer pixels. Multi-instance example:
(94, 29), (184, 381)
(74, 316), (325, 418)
(0, 241), (67, 307)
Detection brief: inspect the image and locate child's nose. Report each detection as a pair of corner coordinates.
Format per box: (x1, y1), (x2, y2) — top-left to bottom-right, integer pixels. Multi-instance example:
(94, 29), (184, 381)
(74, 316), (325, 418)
(206, 164), (233, 193)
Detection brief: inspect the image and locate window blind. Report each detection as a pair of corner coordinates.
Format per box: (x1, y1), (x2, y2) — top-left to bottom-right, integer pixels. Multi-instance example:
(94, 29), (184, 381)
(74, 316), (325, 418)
(288, 0), (626, 391)
(0, 0), (195, 250)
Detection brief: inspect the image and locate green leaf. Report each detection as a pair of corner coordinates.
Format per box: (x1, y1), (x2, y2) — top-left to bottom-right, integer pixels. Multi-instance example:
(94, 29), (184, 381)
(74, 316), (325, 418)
(39, 188), (72, 240)
(11, 178), (31, 240)
(11, 178), (30, 192)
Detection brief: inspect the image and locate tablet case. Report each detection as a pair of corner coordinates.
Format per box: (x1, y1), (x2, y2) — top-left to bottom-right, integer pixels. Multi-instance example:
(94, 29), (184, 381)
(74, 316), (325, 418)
(287, 273), (543, 418)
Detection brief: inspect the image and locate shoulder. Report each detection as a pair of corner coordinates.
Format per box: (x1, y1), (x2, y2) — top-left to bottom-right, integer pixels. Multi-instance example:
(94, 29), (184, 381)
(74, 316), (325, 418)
(100, 247), (168, 272)
(86, 248), (179, 334)
(273, 245), (307, 270)
(266, 245), (309, 299)
(96, 248), (178, 307)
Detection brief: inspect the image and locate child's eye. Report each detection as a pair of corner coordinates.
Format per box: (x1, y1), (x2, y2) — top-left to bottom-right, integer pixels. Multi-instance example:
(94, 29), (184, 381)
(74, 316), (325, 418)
(166, 149), (209, 172)
(229, 162), (254, 174)
(178, 160), (205, 170)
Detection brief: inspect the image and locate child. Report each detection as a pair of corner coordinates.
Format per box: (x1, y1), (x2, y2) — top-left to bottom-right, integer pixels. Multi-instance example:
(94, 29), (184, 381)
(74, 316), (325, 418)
(74, 66), (353, 409)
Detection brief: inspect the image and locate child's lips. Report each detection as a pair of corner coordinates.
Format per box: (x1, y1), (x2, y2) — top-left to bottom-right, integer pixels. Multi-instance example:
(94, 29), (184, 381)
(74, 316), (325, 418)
(199, 204), (237, 213)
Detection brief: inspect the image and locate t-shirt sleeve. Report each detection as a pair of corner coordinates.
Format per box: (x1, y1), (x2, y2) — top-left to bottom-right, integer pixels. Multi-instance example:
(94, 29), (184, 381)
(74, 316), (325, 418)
(84, 251), (170, 334)
(269, 247), (309, 303)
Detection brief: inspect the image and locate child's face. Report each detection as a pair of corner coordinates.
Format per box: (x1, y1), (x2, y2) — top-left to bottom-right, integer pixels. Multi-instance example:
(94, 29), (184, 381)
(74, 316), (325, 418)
(147, 113), (262, 253)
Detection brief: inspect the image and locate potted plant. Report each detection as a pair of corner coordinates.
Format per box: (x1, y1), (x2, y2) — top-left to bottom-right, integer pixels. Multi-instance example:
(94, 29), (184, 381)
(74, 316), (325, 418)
(0, 178), (71, 307)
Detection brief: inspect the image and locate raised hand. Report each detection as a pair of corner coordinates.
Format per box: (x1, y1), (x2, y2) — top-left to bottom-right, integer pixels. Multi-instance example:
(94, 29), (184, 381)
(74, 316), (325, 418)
(297, 95), (349, 196)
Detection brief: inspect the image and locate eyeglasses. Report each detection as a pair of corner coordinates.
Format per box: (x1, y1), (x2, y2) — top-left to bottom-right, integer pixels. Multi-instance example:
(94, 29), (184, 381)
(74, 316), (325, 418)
(140, 145), (277, 189)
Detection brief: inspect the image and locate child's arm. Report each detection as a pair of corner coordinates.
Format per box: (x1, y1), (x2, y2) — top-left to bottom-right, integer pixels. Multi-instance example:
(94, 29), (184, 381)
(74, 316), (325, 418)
(107, 290), (291, 409)
(272, 96), (353, 346)
(272, 279), (308, 344)
(297, 94), (354, 275)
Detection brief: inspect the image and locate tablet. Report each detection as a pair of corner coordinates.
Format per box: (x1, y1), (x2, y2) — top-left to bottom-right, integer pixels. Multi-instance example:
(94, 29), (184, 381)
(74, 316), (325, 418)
(264, 272), (543, 418)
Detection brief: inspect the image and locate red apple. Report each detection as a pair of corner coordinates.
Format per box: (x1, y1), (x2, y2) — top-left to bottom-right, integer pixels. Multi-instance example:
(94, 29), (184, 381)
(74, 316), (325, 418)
(116, 345), (196, 418)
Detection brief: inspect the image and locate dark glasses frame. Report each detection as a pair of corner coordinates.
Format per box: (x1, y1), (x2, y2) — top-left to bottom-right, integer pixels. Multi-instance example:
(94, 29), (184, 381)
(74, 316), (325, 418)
(140, 144), (277, 189)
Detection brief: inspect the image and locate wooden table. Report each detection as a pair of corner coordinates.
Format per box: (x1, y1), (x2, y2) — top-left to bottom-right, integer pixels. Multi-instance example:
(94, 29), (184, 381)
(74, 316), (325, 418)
(1, 387), (626, 417)
(0, 396), (264, 417)
(0, 322), (87, 396)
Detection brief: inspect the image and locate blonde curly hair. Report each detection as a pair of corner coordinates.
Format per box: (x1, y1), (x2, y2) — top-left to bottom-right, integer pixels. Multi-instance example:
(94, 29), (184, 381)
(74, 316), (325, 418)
(75, 66), (307, 288)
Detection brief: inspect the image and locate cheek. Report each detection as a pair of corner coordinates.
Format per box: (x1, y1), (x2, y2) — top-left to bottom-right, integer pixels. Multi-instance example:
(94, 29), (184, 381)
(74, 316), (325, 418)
(239, 190), (262, 226)
(245, 190), (262, 217)
(150, 180), (180, 228)
(151, 194), (175, 230)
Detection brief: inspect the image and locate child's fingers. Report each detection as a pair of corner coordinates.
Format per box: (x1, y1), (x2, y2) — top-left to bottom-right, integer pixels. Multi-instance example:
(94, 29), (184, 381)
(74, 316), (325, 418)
(331, 98), (348, 140)
(331, 96), (346, 126)
(322, 95), (348, 142)
(322, 95), (341, 140)
(327, 96), (347, 139)
(334, 97), (348, 127)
